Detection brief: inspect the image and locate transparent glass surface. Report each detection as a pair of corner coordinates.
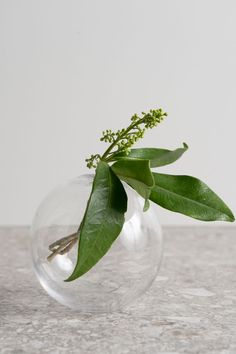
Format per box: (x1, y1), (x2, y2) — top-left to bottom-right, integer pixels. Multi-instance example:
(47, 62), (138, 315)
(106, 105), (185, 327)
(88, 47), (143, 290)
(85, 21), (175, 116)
(31, 174), (163, 313)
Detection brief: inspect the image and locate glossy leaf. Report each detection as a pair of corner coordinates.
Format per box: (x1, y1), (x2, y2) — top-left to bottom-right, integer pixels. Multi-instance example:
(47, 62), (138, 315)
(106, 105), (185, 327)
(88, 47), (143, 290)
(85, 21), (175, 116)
(111, 158), (154, 211)
(66, 161), (127, 281)
(110, 143), (188, 168)
(149, 173), (235, 222)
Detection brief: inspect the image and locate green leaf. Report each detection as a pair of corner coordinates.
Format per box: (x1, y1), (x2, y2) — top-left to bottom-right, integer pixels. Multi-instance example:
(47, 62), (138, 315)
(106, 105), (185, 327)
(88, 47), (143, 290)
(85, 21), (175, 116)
(110, 143), (188, 168)
(149, 173), (235, 222)
(66, 161), (127, 281)
(111, 158), (154, 211)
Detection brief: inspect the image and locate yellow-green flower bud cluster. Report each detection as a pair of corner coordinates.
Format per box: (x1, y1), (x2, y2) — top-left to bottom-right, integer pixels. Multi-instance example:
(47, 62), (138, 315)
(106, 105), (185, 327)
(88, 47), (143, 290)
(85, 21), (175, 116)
(85, 154), (101, 169)
(142, 109), (167, 129)
(86, 108), (167, 168)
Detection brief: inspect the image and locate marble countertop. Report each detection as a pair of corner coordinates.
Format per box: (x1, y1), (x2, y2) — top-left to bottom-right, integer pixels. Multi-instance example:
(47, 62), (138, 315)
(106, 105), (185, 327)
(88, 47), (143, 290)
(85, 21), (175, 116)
(0, 226), (236, 354)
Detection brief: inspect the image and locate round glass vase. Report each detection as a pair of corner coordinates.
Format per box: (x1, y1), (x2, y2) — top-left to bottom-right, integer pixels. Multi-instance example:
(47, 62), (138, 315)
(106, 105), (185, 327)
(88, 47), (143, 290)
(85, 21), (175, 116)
(31, 174), (163, 313)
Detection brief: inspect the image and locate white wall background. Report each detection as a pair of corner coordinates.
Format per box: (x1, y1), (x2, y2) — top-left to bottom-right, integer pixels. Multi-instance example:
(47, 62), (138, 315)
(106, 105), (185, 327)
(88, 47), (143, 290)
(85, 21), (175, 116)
(0, 0), (235, 225)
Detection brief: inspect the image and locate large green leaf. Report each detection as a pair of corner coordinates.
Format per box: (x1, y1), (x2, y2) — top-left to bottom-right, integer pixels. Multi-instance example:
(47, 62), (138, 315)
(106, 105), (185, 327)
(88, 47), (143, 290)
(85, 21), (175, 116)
(66, 161), (127, 281)
(110, 143), (188, 168)
(150, 172), (235, 222)
(111, 158), (154, 211)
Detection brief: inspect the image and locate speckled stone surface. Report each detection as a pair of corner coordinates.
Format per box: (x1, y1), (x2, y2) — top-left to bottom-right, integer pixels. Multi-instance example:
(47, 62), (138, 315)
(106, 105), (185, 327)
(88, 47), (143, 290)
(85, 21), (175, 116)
(0, 226), (236, 354)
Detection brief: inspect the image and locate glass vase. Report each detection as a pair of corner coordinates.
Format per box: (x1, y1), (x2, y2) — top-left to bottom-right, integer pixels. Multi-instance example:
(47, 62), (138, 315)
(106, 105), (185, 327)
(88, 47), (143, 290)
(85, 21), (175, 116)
(31, 174), (163, 313)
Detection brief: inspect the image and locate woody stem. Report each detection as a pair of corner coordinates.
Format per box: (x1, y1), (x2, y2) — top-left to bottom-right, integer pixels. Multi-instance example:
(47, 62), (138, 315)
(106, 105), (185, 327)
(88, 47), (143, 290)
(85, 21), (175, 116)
(47, 233), (79, 261)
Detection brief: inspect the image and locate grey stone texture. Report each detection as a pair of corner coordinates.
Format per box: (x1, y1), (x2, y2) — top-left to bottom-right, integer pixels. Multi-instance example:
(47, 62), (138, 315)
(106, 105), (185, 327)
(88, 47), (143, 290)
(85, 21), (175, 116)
(0, 226), (236, 354)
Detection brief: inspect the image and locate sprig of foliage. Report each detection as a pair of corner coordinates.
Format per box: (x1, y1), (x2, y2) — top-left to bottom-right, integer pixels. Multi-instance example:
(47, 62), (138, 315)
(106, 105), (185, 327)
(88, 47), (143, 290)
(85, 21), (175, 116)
(47, 107), (235, 282)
